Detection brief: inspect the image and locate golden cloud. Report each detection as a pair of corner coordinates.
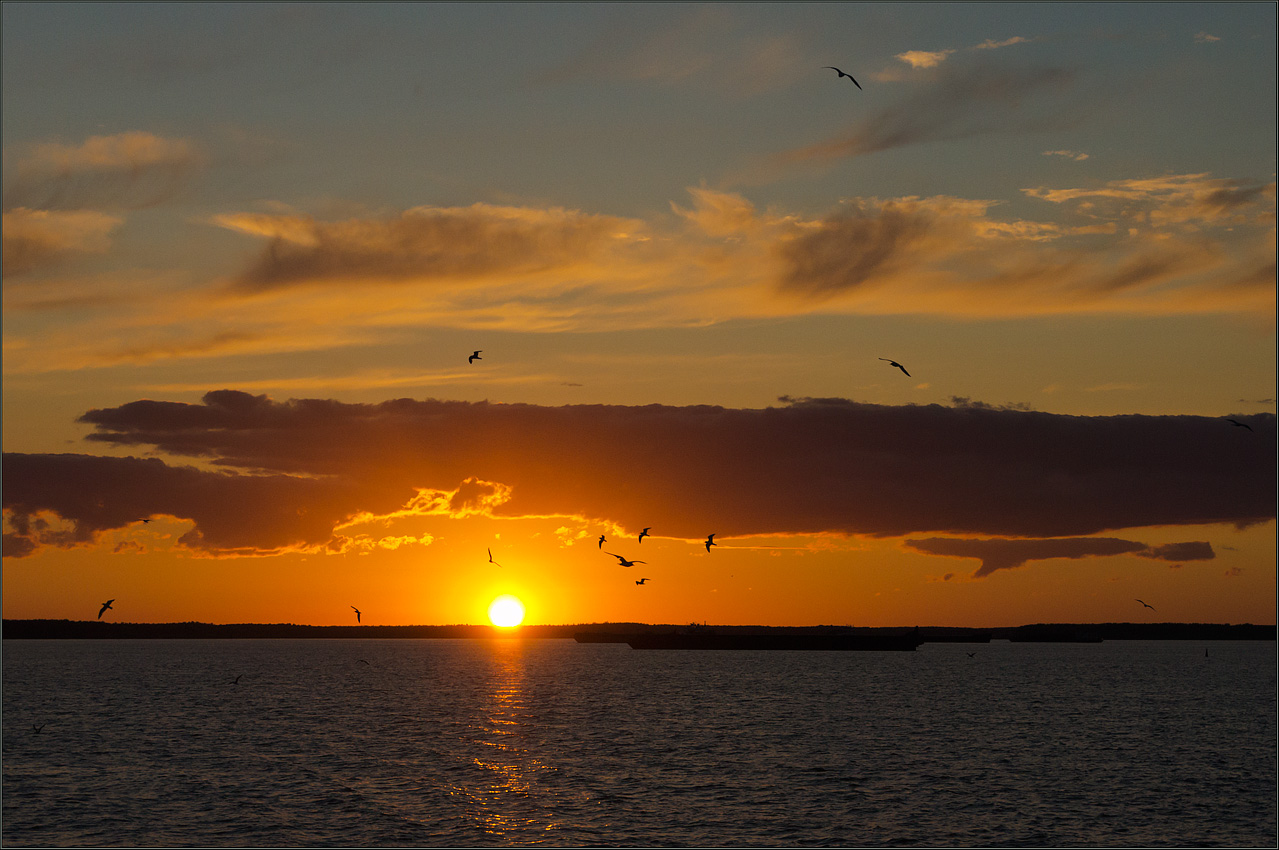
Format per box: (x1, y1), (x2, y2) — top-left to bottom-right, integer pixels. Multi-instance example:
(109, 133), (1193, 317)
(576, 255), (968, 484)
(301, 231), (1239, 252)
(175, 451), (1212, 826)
(1, 208), (123, 277)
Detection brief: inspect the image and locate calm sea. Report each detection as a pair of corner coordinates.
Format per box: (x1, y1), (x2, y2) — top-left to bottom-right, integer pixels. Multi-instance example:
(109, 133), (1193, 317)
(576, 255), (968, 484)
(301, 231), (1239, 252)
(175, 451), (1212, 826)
(2, 638), (1274, 847)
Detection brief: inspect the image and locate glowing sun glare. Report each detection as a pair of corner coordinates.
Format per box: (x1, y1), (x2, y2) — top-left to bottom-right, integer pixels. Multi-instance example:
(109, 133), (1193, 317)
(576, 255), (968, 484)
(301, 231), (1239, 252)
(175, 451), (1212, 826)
(488, 595), (525, 628)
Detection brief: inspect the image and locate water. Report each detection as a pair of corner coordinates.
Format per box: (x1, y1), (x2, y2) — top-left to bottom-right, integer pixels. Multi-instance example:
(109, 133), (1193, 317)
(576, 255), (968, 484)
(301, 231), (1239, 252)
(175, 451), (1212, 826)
(3, 639), (1274, 847)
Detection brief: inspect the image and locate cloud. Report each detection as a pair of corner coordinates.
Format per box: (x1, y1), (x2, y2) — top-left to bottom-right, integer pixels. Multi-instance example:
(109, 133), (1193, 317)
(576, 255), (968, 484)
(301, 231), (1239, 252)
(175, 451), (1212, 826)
(3, 393), (1273, 559)
(1194, 32), (1221, 43)
(1, 208), (123, 277)
(1023, 173), (1276, 229)
(213, 204), (647, 292)
(2, 131), (205, 211)
(1043, 149), (1089, 161)
(973, 36), (1032, 51)
(904, 536), (1215, 578)
(767, 61), (1078, 167)
(895, 49), (956, 69)
(533, 6), (809, 95)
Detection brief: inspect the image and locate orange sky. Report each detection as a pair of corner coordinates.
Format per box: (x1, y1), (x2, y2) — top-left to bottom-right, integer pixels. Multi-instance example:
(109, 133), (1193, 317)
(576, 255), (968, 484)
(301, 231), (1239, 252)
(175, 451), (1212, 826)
(3, 3), (1275, 626)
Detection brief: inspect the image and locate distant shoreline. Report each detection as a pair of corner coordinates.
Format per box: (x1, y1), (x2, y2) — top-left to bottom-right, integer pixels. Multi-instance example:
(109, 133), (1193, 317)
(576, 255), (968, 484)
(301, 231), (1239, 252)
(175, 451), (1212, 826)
(2, 620), (1273, 641)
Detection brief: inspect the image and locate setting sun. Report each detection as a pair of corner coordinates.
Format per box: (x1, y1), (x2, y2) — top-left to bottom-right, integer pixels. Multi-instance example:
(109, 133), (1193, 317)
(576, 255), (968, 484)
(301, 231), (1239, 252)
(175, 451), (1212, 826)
(487, 595), (525, 628)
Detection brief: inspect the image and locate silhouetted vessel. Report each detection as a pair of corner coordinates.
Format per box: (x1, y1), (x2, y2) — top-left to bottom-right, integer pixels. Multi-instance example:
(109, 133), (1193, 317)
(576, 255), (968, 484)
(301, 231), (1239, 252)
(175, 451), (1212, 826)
(626, 629), (921, 651)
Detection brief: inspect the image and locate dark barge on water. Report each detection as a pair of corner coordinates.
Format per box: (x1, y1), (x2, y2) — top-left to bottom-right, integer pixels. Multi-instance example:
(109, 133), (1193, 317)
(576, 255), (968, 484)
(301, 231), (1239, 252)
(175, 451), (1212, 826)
(626, 630), (922, 651)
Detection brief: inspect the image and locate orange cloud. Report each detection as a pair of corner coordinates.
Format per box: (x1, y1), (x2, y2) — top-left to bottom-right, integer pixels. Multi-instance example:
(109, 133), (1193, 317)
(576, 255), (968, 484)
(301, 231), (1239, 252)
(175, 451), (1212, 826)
(1, 208), (123, 277)
(213, 204), (649, 292)
(3, 131), (204, 210)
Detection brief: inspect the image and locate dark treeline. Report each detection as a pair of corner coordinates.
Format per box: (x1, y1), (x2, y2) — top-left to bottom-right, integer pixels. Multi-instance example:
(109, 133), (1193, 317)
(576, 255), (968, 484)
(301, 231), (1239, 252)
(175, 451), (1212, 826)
(2, 620), (1273, 641)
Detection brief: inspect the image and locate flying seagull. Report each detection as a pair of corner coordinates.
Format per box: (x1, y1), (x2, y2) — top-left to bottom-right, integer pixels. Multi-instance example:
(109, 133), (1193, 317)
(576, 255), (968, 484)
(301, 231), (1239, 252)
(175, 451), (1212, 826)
(358, 659), (371, 665)
(966, 652), (976, 658)
(1136, 599), (1155, 611)
(1226, 418), (1253, 432)
(639, 527), (651, 544)
(879, 358), (911, 377)
(230, 674), (242, 685)
(636, 578), (651, 585)
(705, 534), (717, 552)
(823, 66), (862, 89)
(605, 552), (646, 568)
(488, 547), (501, 567)
(598, 534), (606, 549)
(32, 724), (44, 734)
(351, 605), (362, 624)
(468, 350), (482, 364)
(97, 599), (114, 620)
(141, 519), (152, 524)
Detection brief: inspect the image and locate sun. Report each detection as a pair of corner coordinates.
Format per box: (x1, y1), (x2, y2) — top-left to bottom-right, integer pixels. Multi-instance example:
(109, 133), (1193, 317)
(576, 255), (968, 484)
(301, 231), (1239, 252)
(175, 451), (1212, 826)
(487, 595), (525, 628)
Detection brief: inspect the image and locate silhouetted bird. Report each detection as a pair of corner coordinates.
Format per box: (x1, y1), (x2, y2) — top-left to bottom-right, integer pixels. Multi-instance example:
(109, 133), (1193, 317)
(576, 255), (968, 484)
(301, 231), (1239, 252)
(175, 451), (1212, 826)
(488, 547), (501, 567)
(358, 659), (371, 665)
(230, 675), (242, 685)
(1226, 418), (1253, 432)
(823, 66), (862, 89)
(879, 358), (911, 377)
(32, 724), (44, 734)
(605, 552), (645, 568)
(1136, 599), (1155, 611)
(351, 605), (362, 624)
(639, 527), (651, 544)
(598, 534), (606, 549)
(966, 652), (976, 658)
(98, 599), (114, 619)
(705, 534), (717, 552)
(636, 578), (651, 585)
(469, 350), (482, 364)
(141, 519), (152, 524)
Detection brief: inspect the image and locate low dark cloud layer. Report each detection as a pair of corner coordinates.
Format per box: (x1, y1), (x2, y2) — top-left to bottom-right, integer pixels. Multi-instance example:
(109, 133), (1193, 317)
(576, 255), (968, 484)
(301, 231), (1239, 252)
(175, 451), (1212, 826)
(905, 536), (1216, 578)
(3, 392), (1273, 558)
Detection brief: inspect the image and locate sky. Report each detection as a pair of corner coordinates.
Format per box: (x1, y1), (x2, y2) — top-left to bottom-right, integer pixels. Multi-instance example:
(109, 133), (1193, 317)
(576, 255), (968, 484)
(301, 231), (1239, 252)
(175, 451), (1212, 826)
(2, 2), (1275, 628)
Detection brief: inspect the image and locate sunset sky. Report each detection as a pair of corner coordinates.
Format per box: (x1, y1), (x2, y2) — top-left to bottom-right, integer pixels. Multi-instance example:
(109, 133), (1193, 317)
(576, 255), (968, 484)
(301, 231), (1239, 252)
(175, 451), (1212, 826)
(3, 2), (1275, 628)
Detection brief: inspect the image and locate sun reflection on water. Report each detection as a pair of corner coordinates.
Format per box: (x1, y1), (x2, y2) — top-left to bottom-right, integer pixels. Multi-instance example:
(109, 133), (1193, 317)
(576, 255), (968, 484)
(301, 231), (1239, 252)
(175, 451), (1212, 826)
(452, 640), (562, 839)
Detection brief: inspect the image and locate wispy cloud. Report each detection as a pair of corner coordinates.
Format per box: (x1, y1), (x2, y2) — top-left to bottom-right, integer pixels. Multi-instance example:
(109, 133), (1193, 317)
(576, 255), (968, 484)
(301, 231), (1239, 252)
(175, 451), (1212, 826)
(1043, 149), (1089, 161)
(765, 61), (1078, 168)
(533, 6), (809, 95)
(1, 208), (122, 277)
(895, 49), (955, 69)
(3, 393), (1272, 558)
(2, 131), (204, 211)
(973, 36), (1033, 51)
(1194, 32), (1221, 44)
(213, 204), (648, 292)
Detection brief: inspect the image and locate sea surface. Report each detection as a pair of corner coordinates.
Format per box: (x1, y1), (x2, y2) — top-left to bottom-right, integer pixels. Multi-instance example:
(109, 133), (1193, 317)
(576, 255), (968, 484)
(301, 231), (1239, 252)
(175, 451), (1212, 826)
(2, 638), (1275, 847)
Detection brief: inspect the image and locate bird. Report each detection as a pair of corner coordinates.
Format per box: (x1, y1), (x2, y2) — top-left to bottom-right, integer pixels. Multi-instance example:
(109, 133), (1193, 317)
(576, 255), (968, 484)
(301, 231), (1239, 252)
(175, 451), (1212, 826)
(230, 674), (242, 685)
(32, 723), (44, 734)
(879, 358), (911, 377)
(598, 534), (606, 549)
(605, 552), (645, 568)
(1136, 599), (1155, 611)
(358, 659), (371, 665)
(97, 599), (114, 619)
(636, 578), (651, 585)
(351, 605), (362, 624)
(823, 66), (862, 89)
(966, 652), (976, 658)
(639, 527), (651, 543)
(1226, 418), (1253, 432)
(488, 547), (501, 567)
(705, 534), (717, 552)
(140, 519), (152, 524)
(469, 350), (482, 364)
